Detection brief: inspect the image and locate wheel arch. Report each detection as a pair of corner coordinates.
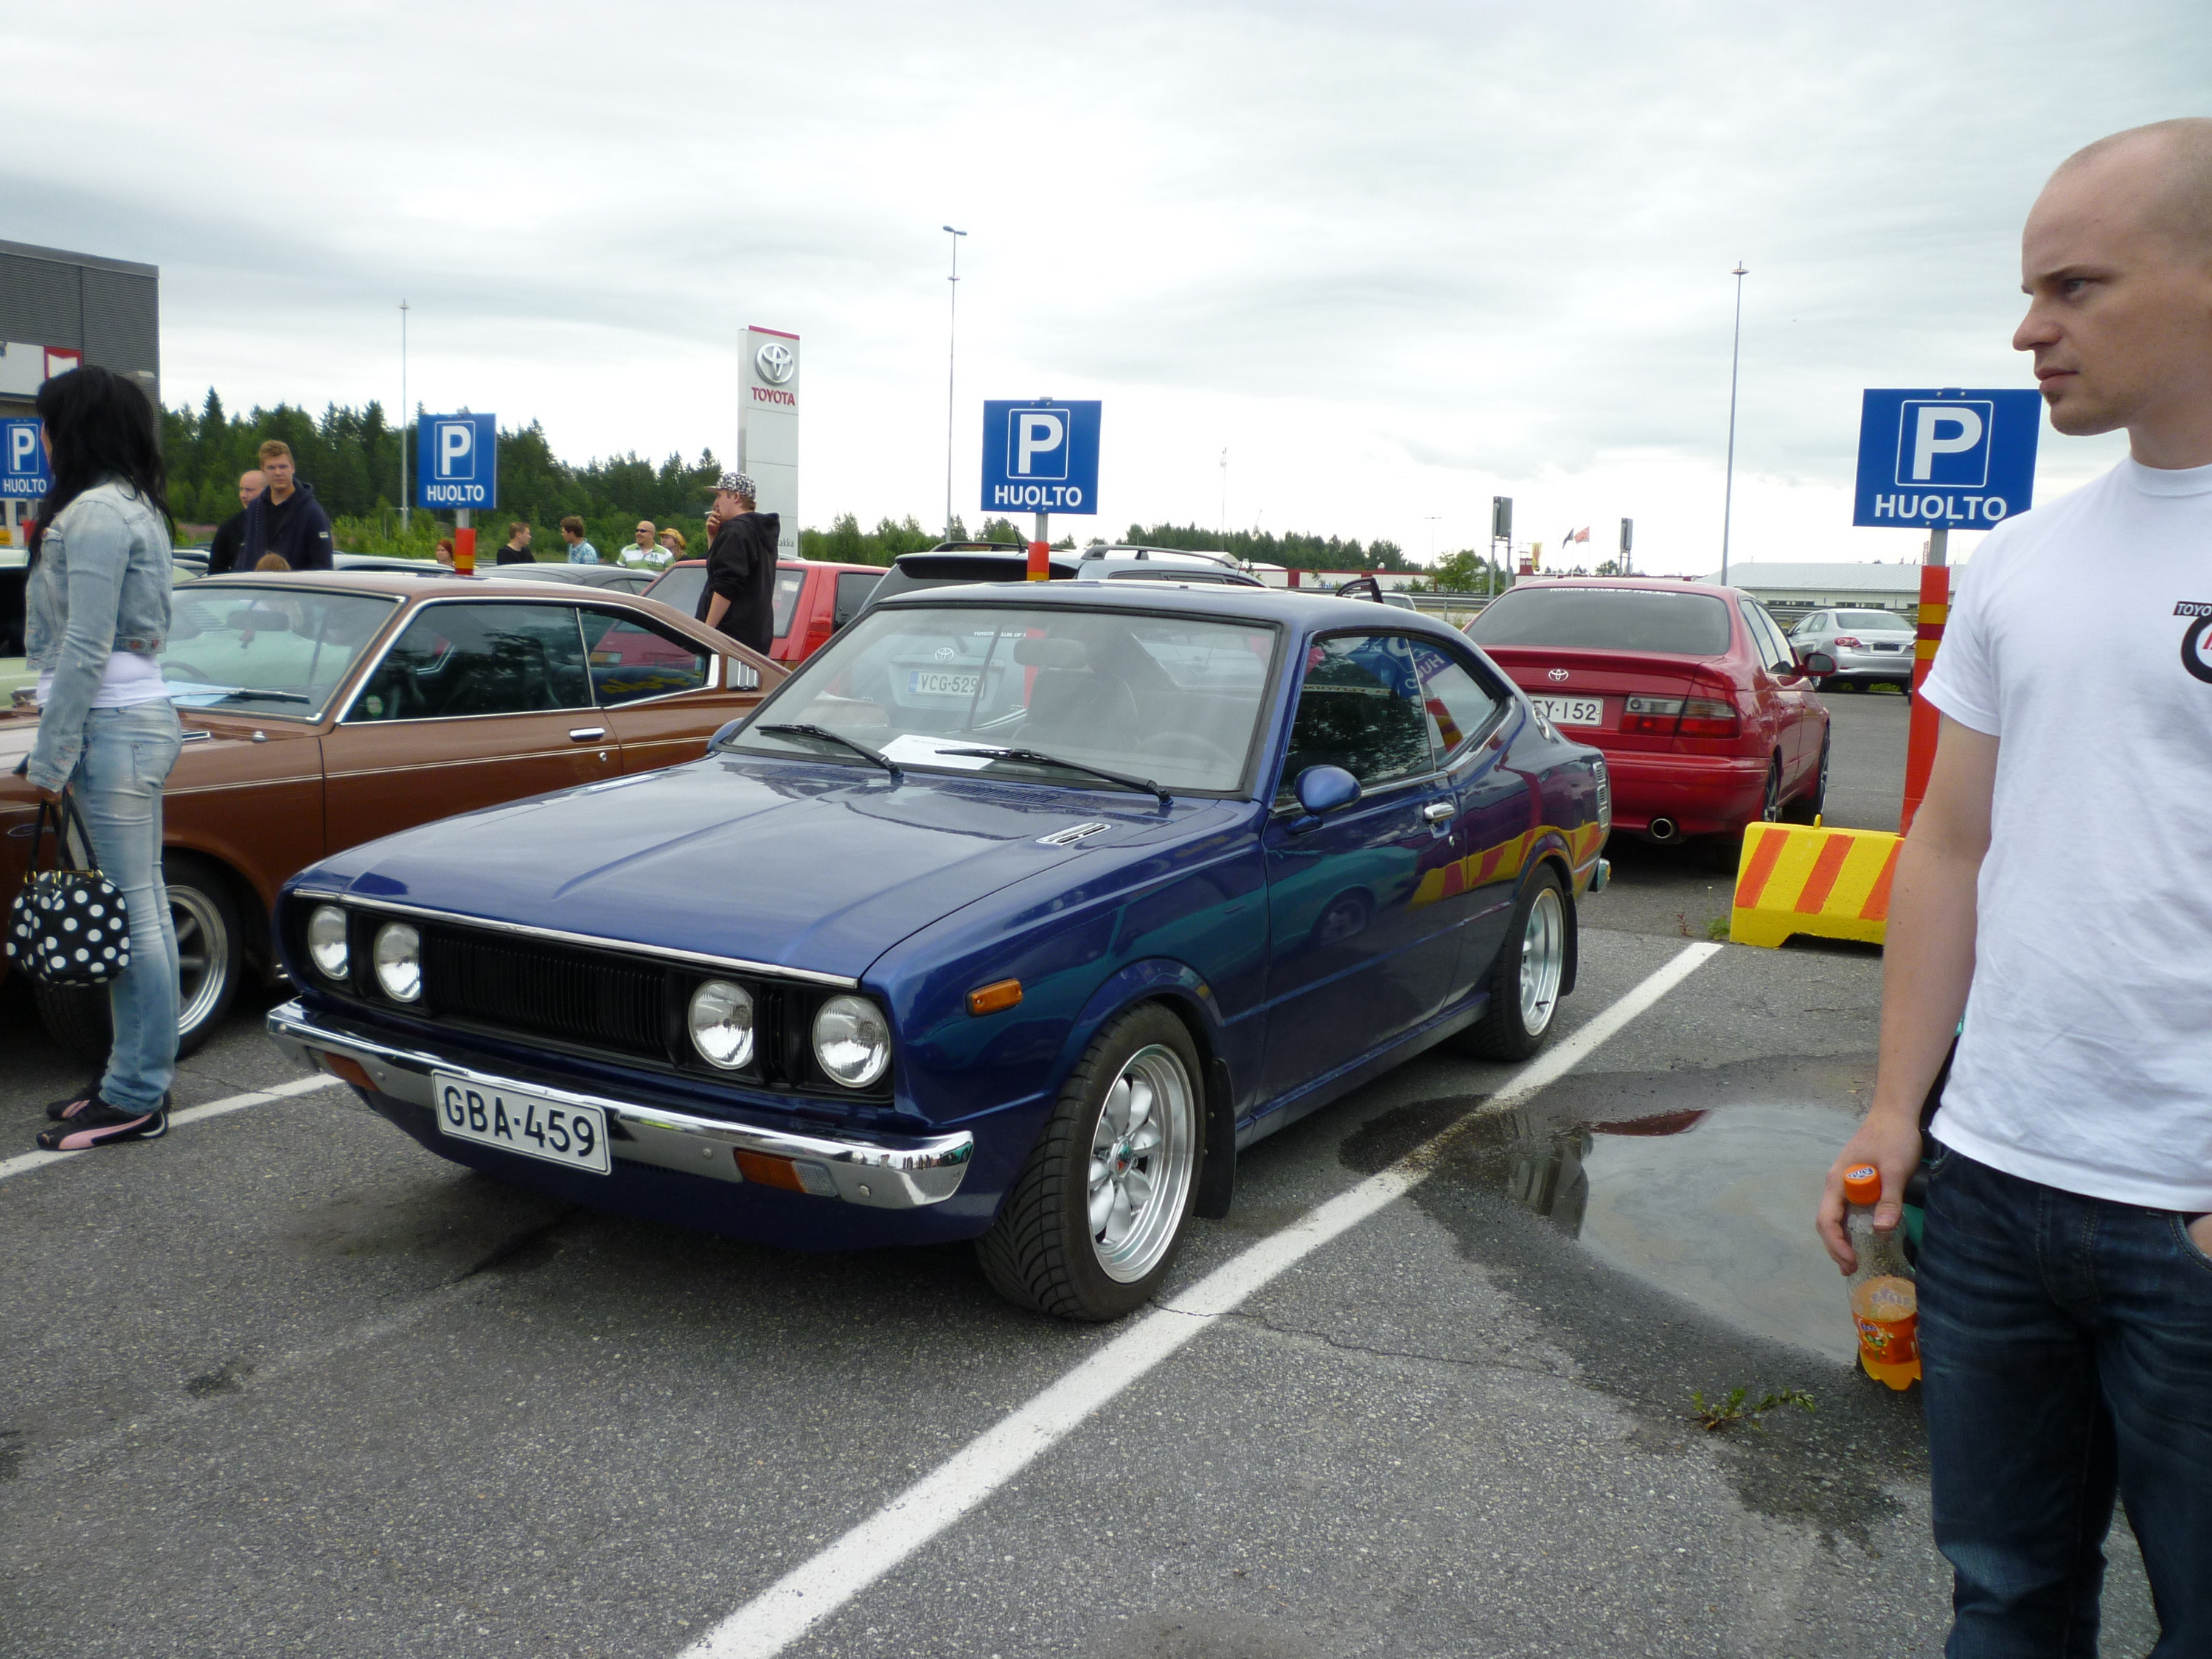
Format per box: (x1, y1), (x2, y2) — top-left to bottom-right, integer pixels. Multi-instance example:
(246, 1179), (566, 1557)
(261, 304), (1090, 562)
(1062, 959), (1239, 1222)
(162, 841), (271, 976)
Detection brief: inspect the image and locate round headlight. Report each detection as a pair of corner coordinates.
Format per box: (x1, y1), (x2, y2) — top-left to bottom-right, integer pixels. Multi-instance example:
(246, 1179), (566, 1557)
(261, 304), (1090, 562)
(307, 905), (349, 980)
(688, 979), (756, 1070)
(813, 994), (891, 1090)
(372, 922), (422, 1002)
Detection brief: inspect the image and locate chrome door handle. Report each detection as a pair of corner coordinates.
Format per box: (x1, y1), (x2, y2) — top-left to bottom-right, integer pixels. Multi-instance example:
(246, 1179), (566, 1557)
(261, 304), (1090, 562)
(1422, 801), (1456, 822)
(568, 727), (608, 742)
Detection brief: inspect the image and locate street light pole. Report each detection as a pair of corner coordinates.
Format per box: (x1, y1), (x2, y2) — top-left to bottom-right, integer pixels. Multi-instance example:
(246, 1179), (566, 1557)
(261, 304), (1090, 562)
(942, 226), (967, 541)
(1720, 262), (1747, 585)
(398, 299), (411, 532)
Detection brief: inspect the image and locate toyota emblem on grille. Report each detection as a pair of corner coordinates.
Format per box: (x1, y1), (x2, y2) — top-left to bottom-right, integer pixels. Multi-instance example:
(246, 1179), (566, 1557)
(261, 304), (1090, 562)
(1548, 668), (1570, 682)
(755, 341), (796, 386)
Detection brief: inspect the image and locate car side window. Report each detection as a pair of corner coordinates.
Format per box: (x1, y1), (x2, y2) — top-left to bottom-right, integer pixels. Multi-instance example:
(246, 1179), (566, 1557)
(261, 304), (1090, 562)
(577, 608), (717, 705)
(834, 571), (881, 627)
(348, 602), (592, 721)
(1739, 601), (1794, 675)
(1406, 637), (1504, 758)
(1276, 633), (1436, 805)
(771, 568), (807, 640)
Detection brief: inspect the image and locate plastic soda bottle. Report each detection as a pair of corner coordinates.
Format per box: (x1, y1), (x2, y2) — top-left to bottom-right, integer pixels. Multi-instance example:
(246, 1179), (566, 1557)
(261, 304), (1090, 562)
(1842, 1164), (1920, 1390)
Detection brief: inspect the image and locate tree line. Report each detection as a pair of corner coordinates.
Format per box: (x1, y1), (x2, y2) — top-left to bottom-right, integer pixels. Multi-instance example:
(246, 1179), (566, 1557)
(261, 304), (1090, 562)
(158, 391), (1421, 571)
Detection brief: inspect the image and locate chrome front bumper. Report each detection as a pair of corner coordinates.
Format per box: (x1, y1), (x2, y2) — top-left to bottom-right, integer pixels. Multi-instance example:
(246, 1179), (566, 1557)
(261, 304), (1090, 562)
(266, 1000), (974, 1209)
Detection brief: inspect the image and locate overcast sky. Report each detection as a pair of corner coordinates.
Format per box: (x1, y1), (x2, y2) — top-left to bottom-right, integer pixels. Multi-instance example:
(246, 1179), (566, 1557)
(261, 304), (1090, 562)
(10, 1), (2202, 570)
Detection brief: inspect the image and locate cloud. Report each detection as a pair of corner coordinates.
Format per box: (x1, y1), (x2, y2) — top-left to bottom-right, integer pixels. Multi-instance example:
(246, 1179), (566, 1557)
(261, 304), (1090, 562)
(2, 0), (2191, 568)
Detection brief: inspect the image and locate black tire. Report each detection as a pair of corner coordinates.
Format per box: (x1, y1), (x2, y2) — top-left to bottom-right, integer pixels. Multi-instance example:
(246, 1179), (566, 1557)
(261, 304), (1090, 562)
(1782, 731), (1830, 824)
(30, 853), (246, 1062)
(1453, 866), (1570, 1061)
(976, 1004), (1204, 1321)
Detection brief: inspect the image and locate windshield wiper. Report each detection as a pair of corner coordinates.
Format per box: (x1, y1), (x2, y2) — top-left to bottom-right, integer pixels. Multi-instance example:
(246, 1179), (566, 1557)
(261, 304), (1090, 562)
(941, 746), (1171, 804)
(183, 685), (311, 704)
(753, 723), (902, 780)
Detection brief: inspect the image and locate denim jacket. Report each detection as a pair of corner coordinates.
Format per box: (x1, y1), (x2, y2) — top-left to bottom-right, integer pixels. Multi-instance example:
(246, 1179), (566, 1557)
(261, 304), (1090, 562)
(24, 479), (174, 792)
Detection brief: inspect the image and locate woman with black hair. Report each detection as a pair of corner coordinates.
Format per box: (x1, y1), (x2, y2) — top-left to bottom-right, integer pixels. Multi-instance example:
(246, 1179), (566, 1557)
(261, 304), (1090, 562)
(21, 365), (183, 1150)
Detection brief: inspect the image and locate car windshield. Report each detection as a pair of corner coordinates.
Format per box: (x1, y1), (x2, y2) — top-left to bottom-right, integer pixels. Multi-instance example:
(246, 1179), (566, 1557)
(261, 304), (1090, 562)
(1466, 587), (1733, 655)
(158, 587), (400, 718)
(727, 602), (1280, 793)
(1834, 609), (1906, 630)
(645, 565), (706, 616)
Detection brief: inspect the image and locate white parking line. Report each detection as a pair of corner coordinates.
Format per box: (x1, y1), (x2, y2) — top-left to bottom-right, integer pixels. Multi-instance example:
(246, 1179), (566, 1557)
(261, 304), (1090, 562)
(0, 1072), (342, 1183)
(683, 940), (1724, 1659)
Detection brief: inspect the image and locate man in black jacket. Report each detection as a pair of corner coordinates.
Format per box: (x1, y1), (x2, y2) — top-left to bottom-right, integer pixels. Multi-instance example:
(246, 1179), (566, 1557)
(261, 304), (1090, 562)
(205, 468), (264, 574)
(242, 439), (335, 570)
(696, 472), (779, 653)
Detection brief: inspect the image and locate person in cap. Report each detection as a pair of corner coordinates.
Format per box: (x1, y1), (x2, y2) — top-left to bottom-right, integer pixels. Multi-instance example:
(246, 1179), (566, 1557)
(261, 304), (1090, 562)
(695, 472), (778, 653)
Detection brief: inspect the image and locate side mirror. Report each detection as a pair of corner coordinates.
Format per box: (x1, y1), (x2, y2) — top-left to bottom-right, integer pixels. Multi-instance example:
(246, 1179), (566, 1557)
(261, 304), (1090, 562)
(1289, 765), (1362, 832)
(1799, 650), (1836, 678)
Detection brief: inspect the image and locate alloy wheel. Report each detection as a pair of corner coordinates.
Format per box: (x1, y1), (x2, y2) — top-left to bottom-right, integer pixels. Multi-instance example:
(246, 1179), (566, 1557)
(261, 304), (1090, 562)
(1517, 886), (1565, 1037)
(1088, 1043), (1197, 1284)
(173, 885), (230, 1037)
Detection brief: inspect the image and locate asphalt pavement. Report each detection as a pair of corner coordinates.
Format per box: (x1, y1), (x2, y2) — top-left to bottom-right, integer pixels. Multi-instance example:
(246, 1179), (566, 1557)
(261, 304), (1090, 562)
(0, 686), (2163, 1658)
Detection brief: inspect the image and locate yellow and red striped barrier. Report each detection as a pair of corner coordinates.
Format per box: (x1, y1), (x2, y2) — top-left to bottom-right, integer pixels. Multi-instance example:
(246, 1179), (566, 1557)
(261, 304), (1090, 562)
(1728, 821), (1902, 949)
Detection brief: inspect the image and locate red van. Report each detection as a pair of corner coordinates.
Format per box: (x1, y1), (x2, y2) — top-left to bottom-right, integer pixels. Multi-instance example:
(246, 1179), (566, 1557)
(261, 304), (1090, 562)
(643, 559), (885, 664)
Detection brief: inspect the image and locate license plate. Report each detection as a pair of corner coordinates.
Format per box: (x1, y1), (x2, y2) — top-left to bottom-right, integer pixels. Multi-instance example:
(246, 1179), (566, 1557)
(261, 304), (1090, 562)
(907, 669), (979, 698)
(1530, 695), (1604, 727)
(434, 1074), (610, 1175)
(1871, 641), (1903, 652)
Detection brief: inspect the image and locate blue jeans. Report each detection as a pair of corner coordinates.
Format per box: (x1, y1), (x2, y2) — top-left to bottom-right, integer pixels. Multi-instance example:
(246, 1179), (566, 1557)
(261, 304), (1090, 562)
(1919, 1144), (2212, 1657)
(69, 702), (184, 1111)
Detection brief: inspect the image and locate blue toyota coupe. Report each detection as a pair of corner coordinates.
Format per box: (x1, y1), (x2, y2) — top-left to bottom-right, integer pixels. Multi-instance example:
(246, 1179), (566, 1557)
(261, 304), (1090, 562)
(267, 582), (1610, 1319)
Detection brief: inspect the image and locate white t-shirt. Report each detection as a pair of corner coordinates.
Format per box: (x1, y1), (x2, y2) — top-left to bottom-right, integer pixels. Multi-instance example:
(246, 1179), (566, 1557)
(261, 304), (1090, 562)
(36, 650), (170, 711)
(1924, 454), (2212, 1211)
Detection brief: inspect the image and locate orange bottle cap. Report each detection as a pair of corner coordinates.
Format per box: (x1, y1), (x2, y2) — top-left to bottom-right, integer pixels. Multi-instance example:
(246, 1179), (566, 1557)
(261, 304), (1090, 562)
(1842, 1164), (1882, 1204)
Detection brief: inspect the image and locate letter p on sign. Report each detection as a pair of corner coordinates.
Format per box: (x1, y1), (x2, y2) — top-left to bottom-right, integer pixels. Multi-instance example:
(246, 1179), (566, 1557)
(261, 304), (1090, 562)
(1896, 400), (1992, 487)
(437, 420), (475, 480)
(9, 425), (35, 473)
(1012, 410), (1068, 480)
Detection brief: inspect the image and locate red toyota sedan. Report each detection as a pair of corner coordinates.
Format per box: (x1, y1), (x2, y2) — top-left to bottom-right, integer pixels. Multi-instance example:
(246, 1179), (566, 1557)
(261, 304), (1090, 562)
(1464, 578), (1830, 849)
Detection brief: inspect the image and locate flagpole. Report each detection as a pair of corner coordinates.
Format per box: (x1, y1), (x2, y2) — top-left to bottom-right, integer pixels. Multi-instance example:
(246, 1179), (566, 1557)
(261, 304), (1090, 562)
(1721, 262), (1747, 585)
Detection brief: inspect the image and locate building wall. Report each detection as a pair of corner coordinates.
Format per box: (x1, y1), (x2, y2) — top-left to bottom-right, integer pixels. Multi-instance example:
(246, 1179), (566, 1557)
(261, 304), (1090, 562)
(0, 240), (161, 417)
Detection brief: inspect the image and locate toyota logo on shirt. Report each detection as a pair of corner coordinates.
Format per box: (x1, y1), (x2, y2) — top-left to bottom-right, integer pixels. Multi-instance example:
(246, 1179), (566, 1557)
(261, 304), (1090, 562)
(1548, 668), (1570, 681)
(755, 342), (796, 386)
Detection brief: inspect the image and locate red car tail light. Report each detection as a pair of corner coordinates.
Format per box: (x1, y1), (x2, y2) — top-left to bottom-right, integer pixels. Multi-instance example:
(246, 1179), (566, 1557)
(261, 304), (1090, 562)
(1622, 694), (1680, 735)
(1675, 697), (1740, 737)
(1831, 635), (1862, 648)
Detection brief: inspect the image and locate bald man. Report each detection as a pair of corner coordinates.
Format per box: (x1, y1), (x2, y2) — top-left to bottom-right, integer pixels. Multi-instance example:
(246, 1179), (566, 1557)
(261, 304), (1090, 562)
(1818, 119), (2212, 1652)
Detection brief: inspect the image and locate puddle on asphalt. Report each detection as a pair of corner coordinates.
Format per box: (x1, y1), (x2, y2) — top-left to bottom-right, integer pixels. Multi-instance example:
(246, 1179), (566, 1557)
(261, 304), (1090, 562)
(1496, 1100), (1860, 1362)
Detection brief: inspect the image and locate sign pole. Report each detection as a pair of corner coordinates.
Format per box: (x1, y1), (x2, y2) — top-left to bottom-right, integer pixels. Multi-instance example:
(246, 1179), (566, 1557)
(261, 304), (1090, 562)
(1029, 511), (1050, 581)
(1901, 530), (1950, 835)
(454, 507), (475, 575)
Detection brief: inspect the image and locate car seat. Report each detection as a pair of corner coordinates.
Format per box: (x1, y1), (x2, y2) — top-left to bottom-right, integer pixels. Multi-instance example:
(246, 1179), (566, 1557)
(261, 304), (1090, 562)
(1015, 636), (1138, 750)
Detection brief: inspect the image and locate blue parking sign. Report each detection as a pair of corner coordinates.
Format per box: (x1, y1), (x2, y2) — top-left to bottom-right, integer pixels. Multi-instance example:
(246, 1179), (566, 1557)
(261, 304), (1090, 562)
(417, 411), (498, 509)
(1852, 389), (2040, 529)
(981, 400), (1101, 515)
(2, 418), (51, 500)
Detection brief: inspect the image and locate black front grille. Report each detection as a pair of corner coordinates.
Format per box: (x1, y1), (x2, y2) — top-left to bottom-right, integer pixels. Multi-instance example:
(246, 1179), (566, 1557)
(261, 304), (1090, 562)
(423, 928), (665, 1057)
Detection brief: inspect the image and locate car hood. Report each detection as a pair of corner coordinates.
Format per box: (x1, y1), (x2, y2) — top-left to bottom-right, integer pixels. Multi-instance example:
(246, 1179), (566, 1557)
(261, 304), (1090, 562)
(302, 755), (1234, 981)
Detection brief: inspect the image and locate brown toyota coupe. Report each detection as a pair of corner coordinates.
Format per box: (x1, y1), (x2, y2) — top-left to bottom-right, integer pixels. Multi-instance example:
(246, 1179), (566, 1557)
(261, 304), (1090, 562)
(1, 572), (782, 1057)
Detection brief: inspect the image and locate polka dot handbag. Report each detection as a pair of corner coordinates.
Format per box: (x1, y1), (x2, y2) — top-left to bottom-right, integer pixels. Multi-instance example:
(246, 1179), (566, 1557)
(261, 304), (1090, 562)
(4, 794), (131, 987)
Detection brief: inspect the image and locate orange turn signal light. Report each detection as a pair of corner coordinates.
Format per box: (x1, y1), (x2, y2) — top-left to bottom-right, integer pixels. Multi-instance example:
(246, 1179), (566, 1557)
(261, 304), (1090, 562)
(316, 1051), (376, 1093)
(967, 978), (1023, 1017)
(734, 1149), (838, 1197)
